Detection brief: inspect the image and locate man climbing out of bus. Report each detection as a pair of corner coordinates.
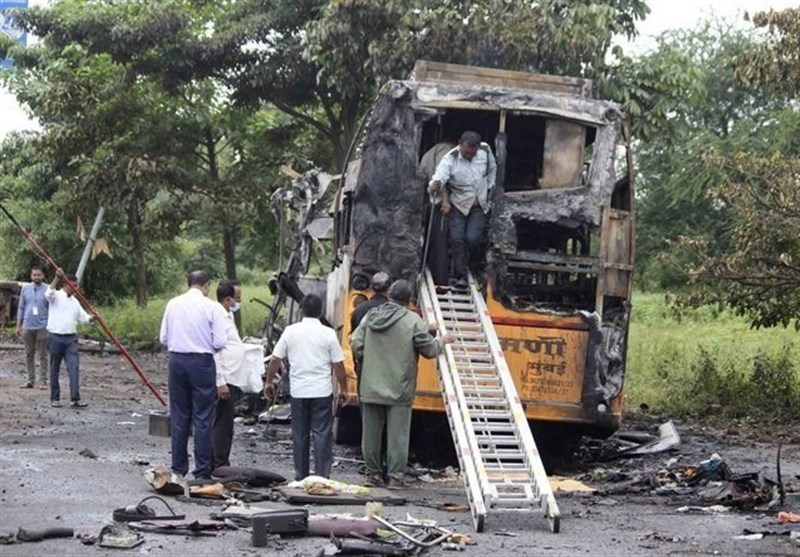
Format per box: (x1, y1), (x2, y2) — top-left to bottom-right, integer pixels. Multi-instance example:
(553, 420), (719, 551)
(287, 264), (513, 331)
(351, 280), (453, 488)
(428, 130), (497, 288)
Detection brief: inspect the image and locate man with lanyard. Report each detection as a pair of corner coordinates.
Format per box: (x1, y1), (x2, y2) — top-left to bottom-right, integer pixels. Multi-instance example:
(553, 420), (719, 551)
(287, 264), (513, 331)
(15, 265), (49, 389)
(160, 271), (228, 480)
(265, 294), (354, 480)
(211, 280), (247, 471)
(428, 130), (497, 288)
(45, 269), (92, 408)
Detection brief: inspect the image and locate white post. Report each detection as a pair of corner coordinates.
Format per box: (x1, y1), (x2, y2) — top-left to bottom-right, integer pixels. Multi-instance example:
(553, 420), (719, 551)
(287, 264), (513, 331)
(75, 207), (105, 284)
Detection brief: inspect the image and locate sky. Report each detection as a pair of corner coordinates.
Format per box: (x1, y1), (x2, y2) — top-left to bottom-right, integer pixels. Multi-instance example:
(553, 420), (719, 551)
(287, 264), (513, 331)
(0, 0), (797, 140)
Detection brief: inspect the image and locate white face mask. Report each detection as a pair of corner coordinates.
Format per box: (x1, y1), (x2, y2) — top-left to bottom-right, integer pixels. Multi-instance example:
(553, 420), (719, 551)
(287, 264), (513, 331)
(231, 302), (241, 313)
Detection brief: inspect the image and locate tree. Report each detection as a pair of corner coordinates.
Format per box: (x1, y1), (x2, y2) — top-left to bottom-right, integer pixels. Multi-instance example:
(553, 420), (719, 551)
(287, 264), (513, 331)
(226, 0), (650, 169)
(677, 8), (800, 328)
(3, 0), (285, 303)
(600, 20), (790, 288)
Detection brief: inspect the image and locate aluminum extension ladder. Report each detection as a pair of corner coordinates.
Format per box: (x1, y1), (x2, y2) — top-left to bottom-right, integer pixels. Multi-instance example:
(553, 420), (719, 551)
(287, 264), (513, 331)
(418, 268), (560, 533)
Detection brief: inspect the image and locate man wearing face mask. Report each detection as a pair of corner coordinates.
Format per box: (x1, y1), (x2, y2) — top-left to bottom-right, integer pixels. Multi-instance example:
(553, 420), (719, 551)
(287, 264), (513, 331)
(211, 280), (247, 471)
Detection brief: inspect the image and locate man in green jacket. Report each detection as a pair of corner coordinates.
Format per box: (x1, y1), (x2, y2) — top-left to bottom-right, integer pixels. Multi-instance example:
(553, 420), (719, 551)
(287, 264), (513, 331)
(351, 279), (452, 488)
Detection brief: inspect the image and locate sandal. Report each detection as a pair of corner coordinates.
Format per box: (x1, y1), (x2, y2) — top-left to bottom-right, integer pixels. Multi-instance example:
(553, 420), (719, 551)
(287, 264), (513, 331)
(70, 401), (88, 408)
(113, 496), (185, 522)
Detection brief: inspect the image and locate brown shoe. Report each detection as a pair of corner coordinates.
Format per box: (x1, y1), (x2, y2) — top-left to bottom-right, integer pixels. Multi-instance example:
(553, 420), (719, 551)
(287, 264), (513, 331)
(386, 477), (406, 490)
(363, 475), (385, 488)
(20, 382), (34, 389)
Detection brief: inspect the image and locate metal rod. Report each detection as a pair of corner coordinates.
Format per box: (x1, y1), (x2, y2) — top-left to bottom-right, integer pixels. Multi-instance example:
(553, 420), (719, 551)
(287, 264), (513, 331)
(0, 202), (166, 406)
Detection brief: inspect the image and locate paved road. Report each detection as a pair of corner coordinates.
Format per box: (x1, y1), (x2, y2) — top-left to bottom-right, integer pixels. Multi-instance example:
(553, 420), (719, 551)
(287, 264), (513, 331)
(0, 350), (798, 556)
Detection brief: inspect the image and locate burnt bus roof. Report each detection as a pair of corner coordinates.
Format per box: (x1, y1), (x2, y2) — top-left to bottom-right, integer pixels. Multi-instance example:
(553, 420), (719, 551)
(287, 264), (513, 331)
(410, 60), (594, 98)
(346, 73), (626, 288)
(394, 79), (623, 128)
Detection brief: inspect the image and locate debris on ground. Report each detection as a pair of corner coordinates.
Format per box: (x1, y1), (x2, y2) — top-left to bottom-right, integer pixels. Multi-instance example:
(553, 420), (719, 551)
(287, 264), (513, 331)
(126, 519), (226, 537)
(777, 511), (800, 523)
(144, 467), (185, 496)
(550, 477), (595, 493)
(577, 421), (681, 461)
(288, 475), (372, 496)
(97, 524), (143, 549)
(258, 403), (291, 424)
(252, 509), (308, 545)
(78, 448), (97, 459)
(677, 505), (730, 514)
(211, 465), (286, 487)
(15, 526), (74, 542)
(112, 496), (184, 522)
(307, 514), (380, 537)
(584, 451), (783, 511)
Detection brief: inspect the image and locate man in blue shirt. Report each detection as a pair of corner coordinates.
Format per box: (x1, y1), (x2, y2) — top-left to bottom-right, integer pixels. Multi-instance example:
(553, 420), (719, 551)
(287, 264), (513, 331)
(15, 265), (49, 389)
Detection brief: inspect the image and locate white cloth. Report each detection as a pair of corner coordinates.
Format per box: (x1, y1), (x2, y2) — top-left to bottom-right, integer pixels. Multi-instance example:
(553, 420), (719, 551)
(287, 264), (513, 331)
(431, 143), (497, 216)
(213, 308), (265, 392)
(271, 317), (344, 399)
(214, 308), (247, 388)
(45, 287), (91, 334)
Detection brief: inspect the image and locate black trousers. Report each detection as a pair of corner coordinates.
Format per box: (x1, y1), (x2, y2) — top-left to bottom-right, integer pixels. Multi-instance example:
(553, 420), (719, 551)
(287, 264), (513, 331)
(291, 396), (333, 481)
(212, 384), (242, 470)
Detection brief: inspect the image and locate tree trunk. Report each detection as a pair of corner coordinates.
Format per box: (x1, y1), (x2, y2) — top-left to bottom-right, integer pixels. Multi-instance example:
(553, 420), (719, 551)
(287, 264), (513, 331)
(223, 225), (237, 279)
(128, 197), (148, 308)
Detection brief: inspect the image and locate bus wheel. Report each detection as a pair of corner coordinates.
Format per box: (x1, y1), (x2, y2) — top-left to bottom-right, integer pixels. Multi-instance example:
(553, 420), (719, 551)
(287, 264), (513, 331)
(333, 405), (362, 446)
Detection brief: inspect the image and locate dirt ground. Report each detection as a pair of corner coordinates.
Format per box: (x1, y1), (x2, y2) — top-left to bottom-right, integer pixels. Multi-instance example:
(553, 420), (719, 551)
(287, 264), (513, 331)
(0, 346), (798, 556)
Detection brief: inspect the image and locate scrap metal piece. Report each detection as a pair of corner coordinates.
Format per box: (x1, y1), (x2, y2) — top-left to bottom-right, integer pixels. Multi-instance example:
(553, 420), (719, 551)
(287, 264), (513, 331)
(97, 524), (144, 549)
(16, 527), (74, 542)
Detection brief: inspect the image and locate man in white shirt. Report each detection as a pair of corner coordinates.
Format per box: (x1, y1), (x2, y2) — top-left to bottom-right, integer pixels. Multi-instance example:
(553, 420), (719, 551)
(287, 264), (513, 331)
(428, 130), (497, 288)
(211, 280), (247, 470)
(45, 269), (92, 408)
(265, 294), (353, 480)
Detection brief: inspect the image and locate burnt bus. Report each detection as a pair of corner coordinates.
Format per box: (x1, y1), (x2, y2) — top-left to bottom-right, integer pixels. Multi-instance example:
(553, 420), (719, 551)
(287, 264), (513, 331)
(326, 61), (635, 461)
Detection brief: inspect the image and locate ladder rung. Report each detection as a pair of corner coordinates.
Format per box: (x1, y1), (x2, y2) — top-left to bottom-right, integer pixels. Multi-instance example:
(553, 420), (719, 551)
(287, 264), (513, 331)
(422, 268), (560, 532)
(471, 423), (517, 433)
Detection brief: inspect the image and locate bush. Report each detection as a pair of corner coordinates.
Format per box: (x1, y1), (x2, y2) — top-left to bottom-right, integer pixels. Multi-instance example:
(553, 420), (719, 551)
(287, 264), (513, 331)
(83, 282), (273, 346)
(627, 292), (800, 420)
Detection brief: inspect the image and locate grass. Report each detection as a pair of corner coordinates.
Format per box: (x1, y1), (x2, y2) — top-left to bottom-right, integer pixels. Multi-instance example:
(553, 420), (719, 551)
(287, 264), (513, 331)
(6, 285), (795, 420)
(79, 284), (273, 348)
(626, 292), (800, 420)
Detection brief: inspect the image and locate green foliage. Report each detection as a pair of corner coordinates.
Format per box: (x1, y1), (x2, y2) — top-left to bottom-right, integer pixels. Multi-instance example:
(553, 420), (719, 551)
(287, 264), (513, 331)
(83, 283), (273, 345)
(627, 292), (800, 420)
(602, 17), (796, 299)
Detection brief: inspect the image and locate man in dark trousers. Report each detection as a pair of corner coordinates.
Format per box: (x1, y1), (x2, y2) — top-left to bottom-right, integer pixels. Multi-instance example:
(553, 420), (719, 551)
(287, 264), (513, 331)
(45, 269), (92, 408)
(428, 131), (497, 287)
(265, 295), (354, 480)
(160, 271), (228, 480)
(211, 280), (248, 471)
(351, 280), (452, 488)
